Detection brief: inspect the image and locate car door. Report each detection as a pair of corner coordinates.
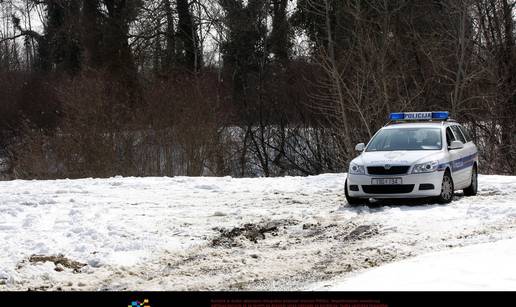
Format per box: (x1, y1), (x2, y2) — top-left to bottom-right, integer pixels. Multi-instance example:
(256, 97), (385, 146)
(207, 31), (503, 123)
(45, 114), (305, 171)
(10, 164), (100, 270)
(456, 125), (478, 185)
(445, 126), (465, 186)
(449, 125), (470, 187)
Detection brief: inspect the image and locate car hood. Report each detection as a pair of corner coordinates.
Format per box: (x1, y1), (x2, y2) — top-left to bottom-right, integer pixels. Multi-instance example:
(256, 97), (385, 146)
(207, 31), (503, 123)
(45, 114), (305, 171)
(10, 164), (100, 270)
(353, 150), (443, 166)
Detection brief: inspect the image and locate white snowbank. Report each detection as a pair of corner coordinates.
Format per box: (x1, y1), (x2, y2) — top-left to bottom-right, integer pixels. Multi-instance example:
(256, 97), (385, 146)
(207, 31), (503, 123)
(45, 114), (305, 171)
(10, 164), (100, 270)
(317, 238), (516, 291)
(0, 174), (515, 290)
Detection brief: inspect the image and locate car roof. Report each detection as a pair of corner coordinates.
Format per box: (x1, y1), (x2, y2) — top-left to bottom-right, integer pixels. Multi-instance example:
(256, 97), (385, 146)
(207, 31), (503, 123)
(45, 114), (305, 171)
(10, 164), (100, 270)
(382, 122), (459, 129)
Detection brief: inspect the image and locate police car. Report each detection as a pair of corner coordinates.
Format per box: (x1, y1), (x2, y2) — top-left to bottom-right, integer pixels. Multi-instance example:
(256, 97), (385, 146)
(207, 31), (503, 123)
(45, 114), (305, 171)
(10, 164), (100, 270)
(345, 111), (478, 205)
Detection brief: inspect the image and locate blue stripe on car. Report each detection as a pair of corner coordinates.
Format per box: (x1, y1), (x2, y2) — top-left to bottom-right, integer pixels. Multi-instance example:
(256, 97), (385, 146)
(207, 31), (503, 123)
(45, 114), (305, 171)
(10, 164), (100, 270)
(438, 152), (477, 172)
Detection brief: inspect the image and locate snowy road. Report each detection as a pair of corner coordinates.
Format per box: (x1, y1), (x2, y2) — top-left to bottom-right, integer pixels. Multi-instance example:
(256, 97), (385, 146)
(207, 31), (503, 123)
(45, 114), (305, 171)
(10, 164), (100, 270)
(0, 174), (515, 290)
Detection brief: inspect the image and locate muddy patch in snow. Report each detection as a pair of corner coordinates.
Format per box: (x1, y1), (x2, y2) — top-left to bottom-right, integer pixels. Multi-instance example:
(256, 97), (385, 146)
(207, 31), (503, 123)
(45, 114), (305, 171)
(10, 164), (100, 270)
(301, 222), (380, 242)
(211, 219), (299, 247)
(343, 225), (379, 241)
(27, 254), (86, 272)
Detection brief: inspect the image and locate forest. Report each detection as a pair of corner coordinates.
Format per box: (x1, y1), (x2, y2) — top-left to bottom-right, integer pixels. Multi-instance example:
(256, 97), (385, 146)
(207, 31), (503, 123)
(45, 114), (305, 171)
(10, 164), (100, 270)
(0, 0), (514, 179)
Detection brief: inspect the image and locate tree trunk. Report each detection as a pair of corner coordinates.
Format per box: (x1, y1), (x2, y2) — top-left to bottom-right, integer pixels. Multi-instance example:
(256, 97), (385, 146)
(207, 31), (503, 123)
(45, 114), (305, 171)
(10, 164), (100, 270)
(82, 0), (102, 69)
(177, 0), (200, 71)
(270, 0), (289, 65)
(163, 0), (176, 72)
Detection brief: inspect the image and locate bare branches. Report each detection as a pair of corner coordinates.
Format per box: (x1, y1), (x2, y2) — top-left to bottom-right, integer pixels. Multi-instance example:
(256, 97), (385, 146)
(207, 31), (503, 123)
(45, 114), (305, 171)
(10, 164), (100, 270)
(0, 27), (41, 44)
(0, 0), (515, 177)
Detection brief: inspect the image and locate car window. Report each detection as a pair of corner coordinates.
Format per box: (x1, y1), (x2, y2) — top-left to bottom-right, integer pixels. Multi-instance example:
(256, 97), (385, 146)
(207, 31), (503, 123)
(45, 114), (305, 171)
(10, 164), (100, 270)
(451, 126), (467, 144)
(446, 127), (456, 147)
(366, 128), (442, 151)
(458, 125), (472, 142)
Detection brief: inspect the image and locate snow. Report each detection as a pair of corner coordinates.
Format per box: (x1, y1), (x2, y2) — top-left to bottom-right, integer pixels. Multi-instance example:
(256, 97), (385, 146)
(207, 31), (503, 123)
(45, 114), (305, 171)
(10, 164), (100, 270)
(0, 174), (515, 290)
(313, 238), (516, 291)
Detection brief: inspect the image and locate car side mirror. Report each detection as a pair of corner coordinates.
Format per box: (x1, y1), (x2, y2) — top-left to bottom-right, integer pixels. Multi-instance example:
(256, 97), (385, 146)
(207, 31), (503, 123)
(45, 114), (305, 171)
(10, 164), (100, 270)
(449, 140), (464, 150)
(355, 143), (365, 152)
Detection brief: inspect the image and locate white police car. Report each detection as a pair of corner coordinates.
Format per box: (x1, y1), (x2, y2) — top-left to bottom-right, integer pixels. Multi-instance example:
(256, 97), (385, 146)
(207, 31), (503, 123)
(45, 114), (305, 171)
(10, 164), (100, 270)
(345, 112), (478, 205)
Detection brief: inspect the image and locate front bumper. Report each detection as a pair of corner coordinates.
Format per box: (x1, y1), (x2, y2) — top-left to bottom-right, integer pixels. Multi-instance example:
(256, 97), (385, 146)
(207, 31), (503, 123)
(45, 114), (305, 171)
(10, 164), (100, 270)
(347, 171), (444, 198)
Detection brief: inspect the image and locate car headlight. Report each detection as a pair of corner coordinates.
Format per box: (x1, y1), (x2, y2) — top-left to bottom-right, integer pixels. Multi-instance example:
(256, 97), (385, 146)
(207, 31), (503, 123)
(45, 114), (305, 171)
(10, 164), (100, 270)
(412, 161), (439, 173)
(349, 163), (365, 175)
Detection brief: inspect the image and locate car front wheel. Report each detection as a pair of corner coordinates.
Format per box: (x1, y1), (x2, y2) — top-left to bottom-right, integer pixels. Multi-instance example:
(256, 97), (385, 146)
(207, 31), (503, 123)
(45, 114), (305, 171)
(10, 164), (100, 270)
(345, 179), (368, 206)
(435, 171), (454, 204)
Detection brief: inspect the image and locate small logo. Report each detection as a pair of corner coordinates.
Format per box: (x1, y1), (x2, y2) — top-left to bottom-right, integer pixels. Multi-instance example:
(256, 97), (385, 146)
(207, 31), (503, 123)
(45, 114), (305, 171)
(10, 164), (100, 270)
(128, 299), (150, 307)
(384, 164), (392, 170)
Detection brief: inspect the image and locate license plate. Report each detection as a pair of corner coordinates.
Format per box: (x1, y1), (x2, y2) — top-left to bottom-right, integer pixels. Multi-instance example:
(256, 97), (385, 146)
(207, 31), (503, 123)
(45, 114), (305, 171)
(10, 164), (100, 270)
(371, 178), (402, 185)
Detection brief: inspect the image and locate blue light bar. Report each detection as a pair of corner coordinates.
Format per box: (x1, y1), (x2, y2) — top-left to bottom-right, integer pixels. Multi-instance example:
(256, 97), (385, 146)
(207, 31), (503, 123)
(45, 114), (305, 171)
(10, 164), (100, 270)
(390, 113), (405, 120)
(389, 111), (449, 121)
(431, 111), (449, 120)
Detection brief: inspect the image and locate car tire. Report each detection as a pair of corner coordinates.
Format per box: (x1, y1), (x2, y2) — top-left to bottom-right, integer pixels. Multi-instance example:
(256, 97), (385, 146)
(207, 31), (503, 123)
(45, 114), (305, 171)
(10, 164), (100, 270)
(463, 165), (478, 196)
(345, 179), (368, 206)
(435, 170), (454, 204)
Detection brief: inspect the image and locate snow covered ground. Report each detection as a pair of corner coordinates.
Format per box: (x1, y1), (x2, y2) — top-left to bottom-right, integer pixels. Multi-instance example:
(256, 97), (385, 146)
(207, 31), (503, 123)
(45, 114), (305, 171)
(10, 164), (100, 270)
(0, 174), (515, 290)
(311, 238), (516, 291)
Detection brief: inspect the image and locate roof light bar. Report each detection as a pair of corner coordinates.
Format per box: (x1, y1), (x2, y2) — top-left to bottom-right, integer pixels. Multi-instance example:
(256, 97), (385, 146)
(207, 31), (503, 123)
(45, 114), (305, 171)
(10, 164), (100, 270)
(431, 111), (449, 120)
(390, 113), (405, 120)
(389, 111), (449, 121)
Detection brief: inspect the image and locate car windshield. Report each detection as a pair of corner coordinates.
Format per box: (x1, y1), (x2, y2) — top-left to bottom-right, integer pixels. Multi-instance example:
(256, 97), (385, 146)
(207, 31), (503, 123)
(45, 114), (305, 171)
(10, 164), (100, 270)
(366, 128), (442, 152)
